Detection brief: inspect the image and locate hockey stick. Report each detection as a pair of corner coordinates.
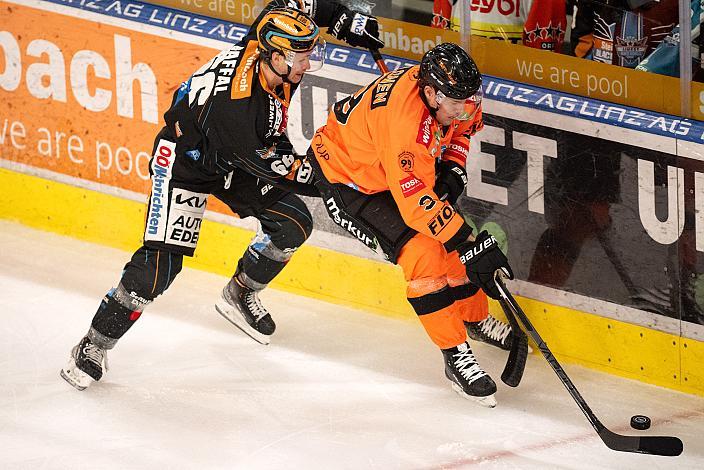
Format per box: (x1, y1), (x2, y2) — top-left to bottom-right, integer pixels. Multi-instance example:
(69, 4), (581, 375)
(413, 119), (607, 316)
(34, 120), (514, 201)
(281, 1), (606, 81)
(497, 297), (529, 387)
(370, 48), (389, 74)
(494, 275), (683, 456)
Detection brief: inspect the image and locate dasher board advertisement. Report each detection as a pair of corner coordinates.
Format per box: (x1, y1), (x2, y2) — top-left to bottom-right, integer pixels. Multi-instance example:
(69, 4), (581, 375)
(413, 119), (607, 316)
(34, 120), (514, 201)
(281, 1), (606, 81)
(2, 0), (703, 340)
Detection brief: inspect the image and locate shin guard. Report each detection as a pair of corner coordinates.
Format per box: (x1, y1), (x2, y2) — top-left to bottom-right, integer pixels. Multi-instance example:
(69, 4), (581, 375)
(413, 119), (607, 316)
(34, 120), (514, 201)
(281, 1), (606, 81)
(90, 284), (151, 347)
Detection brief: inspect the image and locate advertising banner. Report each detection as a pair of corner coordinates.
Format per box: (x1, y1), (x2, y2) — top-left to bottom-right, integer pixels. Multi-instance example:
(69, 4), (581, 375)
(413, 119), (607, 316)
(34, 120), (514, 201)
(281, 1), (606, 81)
(147, 0), (699, 119)
(0, 0), (211, 193)
(2, 0), (704, 338)
(461, 104), (704, 328)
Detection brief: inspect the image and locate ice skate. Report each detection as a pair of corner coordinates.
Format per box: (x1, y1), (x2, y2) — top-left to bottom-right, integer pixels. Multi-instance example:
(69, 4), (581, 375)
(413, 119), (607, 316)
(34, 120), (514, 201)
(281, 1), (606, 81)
(60, 335), (108, 391)
(215, 277), (275, 345)
(442, 342), (497, 407)
(466, 314), (516, 351)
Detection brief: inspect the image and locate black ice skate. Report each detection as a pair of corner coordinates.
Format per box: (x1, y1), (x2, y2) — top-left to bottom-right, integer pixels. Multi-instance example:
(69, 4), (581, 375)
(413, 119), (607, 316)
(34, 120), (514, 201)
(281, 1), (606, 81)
(60, 335), (108, 391)
(442, 342), (497, 407)
(215, 277), (275, 345)
(466, 314), (515, 351)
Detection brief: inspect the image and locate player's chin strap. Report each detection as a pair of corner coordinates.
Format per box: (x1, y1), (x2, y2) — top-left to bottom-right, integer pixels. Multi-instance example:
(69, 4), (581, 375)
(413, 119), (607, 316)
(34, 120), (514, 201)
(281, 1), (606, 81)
(262, 52), (294, 84)
(419, 89), (440, 119)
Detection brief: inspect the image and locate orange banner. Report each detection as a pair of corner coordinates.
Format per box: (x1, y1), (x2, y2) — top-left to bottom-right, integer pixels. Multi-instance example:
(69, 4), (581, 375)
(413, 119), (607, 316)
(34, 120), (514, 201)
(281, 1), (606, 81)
(0, 2), (209, 194)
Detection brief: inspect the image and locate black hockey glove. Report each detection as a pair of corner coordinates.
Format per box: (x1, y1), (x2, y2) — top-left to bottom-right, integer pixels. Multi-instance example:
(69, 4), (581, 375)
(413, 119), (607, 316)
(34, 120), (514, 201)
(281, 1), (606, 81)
(330, 6), (384, 50)
(457, 231), (514, 300)
(434, 160), (467, 204)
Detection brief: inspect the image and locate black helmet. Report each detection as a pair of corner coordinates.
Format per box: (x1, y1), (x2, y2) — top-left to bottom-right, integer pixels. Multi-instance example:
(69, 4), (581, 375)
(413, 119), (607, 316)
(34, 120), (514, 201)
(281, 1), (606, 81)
(419, 43), (481, 100)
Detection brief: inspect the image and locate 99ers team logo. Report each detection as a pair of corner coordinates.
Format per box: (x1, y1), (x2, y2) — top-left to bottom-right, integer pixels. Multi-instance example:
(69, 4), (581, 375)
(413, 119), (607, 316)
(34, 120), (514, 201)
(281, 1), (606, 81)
(398, 151), (414, 172)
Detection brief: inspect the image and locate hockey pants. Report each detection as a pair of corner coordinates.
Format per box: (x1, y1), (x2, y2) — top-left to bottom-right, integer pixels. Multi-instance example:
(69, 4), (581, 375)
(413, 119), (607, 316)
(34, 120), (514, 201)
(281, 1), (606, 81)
(88, 132), (313, 348)
(400, 233), (489, 349)
(311, 154), (488, 351)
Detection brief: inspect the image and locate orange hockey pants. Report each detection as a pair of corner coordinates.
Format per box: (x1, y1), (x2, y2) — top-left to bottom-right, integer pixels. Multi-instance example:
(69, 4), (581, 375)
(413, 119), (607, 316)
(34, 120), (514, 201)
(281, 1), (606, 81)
(398, 233), (489, 349)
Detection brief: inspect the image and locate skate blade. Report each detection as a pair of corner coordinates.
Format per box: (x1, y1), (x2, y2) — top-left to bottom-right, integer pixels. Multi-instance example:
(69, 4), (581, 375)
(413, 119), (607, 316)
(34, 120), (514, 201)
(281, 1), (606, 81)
(215, 302), (271, 345)
(451, 382), (497, 408)
(60, 359), (92, 391)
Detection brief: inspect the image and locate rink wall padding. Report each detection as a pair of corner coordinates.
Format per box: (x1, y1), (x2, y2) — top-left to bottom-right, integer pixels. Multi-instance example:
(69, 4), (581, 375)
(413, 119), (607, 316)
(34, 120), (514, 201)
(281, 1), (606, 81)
(3, 168), (704, 398)
(3, 0), (704, 397)
(0, 168), (409, 318)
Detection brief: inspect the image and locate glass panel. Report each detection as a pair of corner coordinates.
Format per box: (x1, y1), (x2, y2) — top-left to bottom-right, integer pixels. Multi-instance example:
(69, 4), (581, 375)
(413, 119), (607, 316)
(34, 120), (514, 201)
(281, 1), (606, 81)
(135, 0), (702, 349)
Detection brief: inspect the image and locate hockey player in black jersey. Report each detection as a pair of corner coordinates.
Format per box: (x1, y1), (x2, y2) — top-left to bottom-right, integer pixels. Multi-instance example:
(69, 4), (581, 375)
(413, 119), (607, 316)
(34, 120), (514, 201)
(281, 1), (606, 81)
(61, 0), (384, 391)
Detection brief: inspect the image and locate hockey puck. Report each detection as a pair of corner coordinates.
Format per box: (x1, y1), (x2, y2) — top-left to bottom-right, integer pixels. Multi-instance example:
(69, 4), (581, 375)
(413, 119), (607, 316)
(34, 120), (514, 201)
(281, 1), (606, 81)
(630, 415), (651, 430)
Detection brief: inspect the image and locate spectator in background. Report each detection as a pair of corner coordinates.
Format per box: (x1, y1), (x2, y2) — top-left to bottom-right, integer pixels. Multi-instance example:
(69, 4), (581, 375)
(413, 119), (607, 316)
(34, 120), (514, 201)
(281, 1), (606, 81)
(432, 0), (566, 51)
(570, 0), (678, 68)
(635, 0), (703, 80)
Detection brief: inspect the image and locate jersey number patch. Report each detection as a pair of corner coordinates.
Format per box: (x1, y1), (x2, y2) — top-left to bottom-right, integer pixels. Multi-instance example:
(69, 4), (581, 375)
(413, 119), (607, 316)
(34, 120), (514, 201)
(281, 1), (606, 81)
(333, 82), (374, 125)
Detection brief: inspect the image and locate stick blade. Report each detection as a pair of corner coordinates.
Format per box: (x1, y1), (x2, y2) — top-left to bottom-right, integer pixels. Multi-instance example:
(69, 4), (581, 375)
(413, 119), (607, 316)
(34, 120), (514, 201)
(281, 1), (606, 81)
(599, 428), (683, 456)
(501, 332), (528, 387)
(636, 436), (684, 457)
(497, 296), (528, 388)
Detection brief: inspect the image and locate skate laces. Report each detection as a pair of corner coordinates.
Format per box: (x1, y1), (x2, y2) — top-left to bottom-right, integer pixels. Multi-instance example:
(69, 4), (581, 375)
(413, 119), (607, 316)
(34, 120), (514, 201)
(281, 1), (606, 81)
(243, 290), (269, 321)
(81, 340), (105, 367)
(479, 316), (512, 344)
(453, 347), (487, 383)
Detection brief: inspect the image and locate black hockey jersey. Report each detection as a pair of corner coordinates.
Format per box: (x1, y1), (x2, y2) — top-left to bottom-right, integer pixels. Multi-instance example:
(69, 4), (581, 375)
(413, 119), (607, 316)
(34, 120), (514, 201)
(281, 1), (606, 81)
(162, 0), (339, 181)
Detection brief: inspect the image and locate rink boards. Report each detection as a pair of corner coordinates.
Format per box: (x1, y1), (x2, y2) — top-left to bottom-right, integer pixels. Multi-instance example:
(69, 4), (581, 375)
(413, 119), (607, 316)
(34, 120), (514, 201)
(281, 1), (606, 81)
(1, 0), (704, 397)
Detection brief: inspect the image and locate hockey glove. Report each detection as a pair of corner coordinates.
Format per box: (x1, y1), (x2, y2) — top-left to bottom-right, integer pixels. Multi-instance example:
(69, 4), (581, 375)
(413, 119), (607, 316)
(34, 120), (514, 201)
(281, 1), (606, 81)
(458, 230), (514, 300)
(434, 160), (467, 204)
(330, 6), (384, 50)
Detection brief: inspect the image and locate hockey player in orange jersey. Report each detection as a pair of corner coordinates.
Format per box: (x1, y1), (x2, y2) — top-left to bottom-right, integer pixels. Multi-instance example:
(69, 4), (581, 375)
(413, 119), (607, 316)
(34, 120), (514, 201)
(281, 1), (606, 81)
(308, 43), (517, 407)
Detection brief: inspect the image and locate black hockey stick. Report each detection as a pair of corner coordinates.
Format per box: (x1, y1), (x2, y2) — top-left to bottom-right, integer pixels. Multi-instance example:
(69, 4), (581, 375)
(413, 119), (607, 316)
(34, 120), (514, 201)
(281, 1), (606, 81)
(494, 276), (683, 457)
(497, 297), (529, 387)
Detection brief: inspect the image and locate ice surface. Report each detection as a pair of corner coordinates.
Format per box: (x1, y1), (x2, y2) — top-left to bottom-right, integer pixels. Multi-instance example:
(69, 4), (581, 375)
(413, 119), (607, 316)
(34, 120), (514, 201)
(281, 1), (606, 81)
(1, 220), (702, 469)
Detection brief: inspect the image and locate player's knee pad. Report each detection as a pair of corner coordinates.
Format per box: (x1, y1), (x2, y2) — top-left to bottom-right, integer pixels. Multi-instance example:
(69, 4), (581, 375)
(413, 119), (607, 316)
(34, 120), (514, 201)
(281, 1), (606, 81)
(120, 247), (184, 301)
(274, 198), (313, 250)
(449, 282), (480, 302)
(407, 285), (455, 317)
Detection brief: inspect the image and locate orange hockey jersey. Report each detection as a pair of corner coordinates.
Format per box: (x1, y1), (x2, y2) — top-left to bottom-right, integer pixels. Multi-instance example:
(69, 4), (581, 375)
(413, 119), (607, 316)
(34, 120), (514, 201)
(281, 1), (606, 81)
(312, 65), (483, 247)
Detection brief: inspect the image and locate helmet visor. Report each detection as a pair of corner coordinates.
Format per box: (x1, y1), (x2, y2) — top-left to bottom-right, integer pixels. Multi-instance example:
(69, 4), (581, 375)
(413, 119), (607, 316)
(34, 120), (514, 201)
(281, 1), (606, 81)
(456, 86), (483, 121)
(284, 38), (326, 73)
(436, 86), (482, 122)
